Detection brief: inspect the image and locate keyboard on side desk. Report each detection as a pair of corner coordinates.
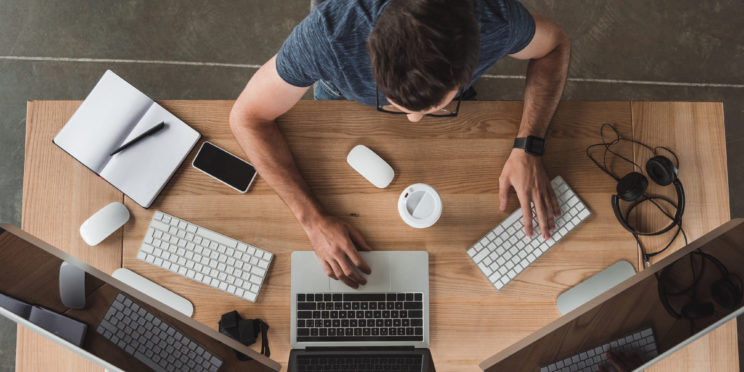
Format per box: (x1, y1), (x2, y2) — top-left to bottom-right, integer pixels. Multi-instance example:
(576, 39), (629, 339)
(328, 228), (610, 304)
(467, 176), (590, 290)
(137, 211), (274, 302)
(97, 293), (223, 372)
(541, 328), (658, 372)
(296, 292), (425, 342)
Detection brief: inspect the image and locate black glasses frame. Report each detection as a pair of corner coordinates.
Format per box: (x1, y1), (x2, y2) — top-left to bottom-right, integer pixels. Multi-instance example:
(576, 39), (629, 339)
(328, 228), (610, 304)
(375, 87), (462, 118)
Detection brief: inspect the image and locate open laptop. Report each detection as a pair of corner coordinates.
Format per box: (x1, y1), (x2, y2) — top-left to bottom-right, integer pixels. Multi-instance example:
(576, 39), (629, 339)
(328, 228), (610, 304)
(289, 251), (436, 372)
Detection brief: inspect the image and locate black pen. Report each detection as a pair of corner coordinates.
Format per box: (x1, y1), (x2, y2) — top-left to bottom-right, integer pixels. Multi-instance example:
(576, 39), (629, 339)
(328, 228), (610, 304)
(110, 122), (166, 156)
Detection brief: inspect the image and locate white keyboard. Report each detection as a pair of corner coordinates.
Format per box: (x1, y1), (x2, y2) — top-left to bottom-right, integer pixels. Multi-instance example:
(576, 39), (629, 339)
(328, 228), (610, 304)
(467, 176), (590, 290)
(136, 211), (273, 302)
(541, 328), (658, 372)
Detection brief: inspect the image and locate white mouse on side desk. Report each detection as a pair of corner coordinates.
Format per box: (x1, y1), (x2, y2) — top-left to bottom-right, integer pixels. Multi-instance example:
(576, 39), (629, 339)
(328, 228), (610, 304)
(80, 202), (130, 246)
(346, 144), (395, 188)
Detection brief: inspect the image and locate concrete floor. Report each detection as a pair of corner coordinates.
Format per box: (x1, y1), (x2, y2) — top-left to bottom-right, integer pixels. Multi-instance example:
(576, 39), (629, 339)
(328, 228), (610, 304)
(0, 0), (742, 370)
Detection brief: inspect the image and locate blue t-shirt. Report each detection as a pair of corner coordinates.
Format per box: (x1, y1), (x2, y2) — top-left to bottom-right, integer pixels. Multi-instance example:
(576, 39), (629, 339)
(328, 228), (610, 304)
(276, 0), (535, 106)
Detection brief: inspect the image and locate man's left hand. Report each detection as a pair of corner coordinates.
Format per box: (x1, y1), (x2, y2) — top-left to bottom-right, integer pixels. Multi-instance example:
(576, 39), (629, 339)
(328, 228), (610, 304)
(498, 148), (561, 239)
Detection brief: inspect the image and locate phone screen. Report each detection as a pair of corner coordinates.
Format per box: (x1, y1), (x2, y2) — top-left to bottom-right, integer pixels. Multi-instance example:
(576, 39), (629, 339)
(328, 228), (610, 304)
(192, 142), (257, 192)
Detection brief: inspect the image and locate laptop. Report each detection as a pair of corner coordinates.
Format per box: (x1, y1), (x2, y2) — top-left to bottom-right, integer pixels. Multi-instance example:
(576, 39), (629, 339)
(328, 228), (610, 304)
(289, 251), (436, 372)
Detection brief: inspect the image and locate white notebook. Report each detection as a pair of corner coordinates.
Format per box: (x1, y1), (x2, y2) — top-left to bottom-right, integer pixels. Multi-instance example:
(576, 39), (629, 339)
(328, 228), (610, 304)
(54, 70), (200, 208)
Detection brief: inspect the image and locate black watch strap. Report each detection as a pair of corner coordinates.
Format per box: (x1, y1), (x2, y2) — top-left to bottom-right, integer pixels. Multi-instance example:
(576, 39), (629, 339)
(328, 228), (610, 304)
(513, 136), (546, 156)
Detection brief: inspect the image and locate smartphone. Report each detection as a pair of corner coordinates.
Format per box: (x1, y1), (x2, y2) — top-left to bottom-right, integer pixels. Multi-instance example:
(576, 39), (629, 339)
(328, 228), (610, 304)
(192, 141), (257, 193)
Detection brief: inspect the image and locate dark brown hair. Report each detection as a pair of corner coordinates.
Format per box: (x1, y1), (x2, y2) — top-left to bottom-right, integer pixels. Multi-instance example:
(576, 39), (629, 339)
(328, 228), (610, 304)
(368, 0), (480, 111)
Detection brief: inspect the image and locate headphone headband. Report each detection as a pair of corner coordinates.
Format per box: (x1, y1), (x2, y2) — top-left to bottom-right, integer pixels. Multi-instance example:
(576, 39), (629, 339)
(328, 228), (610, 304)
(612, 178), (685, 237)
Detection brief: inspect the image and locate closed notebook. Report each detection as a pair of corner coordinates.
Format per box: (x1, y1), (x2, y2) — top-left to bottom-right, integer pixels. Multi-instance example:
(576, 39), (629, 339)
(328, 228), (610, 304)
(53, 70), (200, 208)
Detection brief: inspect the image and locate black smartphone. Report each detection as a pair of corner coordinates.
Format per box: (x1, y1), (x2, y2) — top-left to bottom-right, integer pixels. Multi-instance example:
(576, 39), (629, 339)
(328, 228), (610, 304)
(192, 141), (257, 193)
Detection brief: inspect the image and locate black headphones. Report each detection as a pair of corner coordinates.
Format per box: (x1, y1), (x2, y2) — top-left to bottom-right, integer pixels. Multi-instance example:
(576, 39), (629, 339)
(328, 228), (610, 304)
(586, 123), (687, 263)
(611, 155), (686, 236)
(658, 251), (742, 320)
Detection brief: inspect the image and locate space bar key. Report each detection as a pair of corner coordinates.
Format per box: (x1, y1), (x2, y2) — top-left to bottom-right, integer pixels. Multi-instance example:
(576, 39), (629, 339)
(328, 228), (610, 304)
(343, 293), (386, 301)
(134, 351), (168, 372)
(197, 228), (238, 248)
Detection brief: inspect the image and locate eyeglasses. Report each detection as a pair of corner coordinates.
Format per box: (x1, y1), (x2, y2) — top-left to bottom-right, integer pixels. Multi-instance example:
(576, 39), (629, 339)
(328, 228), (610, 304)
(375, 86), (462, 118)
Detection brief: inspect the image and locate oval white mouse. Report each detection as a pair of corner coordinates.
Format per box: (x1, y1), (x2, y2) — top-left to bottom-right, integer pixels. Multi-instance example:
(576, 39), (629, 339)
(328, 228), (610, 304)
(346, 145), (395, 188)
(80, 202), (130, 246)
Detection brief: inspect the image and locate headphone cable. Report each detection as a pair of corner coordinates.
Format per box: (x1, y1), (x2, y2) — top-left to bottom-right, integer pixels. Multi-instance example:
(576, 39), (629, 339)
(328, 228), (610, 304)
(586, 123), (686, 265)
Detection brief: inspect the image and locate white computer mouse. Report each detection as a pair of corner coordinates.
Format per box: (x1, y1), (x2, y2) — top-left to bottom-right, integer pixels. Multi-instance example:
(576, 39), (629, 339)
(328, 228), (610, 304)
(80, 202), (130, 246)
(346, 145), (395, 188)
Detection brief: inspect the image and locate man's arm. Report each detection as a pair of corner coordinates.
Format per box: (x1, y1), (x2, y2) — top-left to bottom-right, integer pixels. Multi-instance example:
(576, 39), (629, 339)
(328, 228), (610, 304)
(499, 14), (571, 239)
(229, 55), (371, 288)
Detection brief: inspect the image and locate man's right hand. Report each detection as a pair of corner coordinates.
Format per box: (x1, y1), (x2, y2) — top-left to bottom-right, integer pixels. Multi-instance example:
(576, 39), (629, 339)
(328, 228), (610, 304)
(304, 215), (372, 288)
(228, 56), (371, 288)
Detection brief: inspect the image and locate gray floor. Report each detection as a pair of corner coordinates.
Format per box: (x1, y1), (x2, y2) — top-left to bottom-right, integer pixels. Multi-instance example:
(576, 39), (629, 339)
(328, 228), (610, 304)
(1, 0), (743, 370)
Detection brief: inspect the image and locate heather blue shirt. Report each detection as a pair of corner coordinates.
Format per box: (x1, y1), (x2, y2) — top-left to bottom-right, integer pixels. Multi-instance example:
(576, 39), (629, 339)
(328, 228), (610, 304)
(276, 0), (535, 106)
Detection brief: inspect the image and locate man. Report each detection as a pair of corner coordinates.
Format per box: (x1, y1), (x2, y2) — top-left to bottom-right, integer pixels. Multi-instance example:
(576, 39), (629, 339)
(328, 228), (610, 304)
(229, 0), (570, 289)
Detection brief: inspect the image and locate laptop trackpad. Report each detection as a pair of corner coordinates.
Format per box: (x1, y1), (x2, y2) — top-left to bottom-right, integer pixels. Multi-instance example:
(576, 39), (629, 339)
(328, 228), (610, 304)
(329, 252), (391, 292)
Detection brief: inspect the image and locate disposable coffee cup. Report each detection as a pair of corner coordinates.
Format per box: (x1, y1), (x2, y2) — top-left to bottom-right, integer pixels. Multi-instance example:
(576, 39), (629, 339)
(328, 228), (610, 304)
(398, 183), (442, 228)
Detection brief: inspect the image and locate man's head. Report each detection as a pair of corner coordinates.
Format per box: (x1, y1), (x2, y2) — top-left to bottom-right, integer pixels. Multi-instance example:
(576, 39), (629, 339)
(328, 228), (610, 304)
(368, 0), (480, 117)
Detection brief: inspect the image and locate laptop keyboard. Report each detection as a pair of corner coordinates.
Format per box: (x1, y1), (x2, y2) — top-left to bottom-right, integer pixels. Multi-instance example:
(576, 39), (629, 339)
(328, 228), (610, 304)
(297, 354), (423, 372)
(296, 293), (424, 342)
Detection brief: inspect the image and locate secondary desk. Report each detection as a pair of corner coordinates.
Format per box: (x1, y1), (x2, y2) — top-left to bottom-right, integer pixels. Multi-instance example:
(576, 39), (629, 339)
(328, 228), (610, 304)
(20, 101), (733, 371)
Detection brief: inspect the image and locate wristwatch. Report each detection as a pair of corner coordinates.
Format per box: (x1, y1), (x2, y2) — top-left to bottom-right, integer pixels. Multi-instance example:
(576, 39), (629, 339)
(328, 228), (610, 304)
(513, 136), (546, 156)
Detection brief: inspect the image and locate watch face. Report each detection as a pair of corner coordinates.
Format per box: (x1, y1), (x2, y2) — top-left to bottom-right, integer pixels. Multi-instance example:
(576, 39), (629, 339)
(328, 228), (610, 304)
(526, 137), (545, 155)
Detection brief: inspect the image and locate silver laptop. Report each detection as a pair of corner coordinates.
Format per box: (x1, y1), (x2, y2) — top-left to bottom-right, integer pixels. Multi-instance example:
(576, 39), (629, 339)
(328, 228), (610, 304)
(289, 251), (435, 372)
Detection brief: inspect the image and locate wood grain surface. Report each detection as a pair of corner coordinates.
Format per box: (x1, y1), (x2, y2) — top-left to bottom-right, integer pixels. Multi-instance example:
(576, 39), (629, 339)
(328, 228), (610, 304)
(20, 100), (733, 371)
(629, 102), (734, 372)
(479, 219), (743, 371)
(19, 100), (123, 372)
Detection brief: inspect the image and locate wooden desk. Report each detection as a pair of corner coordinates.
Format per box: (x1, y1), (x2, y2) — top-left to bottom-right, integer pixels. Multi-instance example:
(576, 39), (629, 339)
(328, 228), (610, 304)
(20, 101), (733, 371)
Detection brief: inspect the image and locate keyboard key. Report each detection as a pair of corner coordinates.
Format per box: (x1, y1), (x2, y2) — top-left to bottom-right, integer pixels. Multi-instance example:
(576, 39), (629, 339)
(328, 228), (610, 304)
(344, 293), (386, 302)
(472, 249), (490, 263)
(478, 262), (493, 276)
(298, 303), (315, 310)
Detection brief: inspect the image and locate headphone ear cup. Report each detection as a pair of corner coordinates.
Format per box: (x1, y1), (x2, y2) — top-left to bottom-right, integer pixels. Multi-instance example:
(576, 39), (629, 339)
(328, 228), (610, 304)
(711, 279), (742, 309)
(681, 302), (714, 319)
(616, 172), (648, 201)
(646, 156), (676, 186)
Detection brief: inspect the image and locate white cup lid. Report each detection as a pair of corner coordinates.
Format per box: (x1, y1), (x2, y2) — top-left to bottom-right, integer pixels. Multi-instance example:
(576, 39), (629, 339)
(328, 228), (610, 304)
(398, 184), (442, 228)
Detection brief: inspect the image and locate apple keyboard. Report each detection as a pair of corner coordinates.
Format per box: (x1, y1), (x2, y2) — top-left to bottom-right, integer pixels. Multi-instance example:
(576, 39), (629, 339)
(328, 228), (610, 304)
(541, 328), (658, 372)
(467, 176), (590, 290)
(136, 211), (273, 302)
